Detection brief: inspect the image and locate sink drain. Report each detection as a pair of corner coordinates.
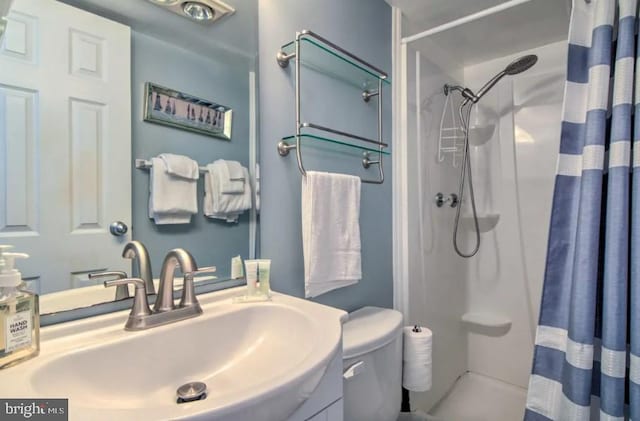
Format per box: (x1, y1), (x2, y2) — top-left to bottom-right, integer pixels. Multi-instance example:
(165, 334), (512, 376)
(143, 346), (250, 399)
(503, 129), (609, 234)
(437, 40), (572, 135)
(177, 381), (207, 404)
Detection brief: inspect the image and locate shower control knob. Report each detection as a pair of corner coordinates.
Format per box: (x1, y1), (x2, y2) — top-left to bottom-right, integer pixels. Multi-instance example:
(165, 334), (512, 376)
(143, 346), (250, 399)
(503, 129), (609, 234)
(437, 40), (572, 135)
(435, 193), (458, 208)
(449, 193), (459, 208)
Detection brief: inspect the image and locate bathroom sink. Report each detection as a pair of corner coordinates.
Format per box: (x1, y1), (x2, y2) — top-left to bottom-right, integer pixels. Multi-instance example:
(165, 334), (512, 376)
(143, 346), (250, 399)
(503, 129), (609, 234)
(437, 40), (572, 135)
(0, 287), (346, 421)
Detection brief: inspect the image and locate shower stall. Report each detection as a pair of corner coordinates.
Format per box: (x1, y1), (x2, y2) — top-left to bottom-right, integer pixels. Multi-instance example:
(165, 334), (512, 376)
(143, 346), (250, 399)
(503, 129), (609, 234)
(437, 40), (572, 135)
(391, 0), (571, 419)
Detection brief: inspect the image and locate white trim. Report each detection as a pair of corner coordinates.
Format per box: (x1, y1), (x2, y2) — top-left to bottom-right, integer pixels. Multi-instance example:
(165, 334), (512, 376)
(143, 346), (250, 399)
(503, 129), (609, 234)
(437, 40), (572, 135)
(392, 6), (409, 317)
(600, 347), (626, 378)
(249, 70), (257, 259)
(608, 141), (631, 169)
(582, 144), (605, 171)
(401, 0), (534, 44)
(630, 353), (640, 384)
(634, 141), (640, 168)
(612, 57), (634, 107)
(527, 374), (594, 421)
(526, 374), (563, 420)
(566, 337), (594, 370)
(587, 65), (611, 111)
(599, 411), (624, 421)
(556, 153), (583, 176)
(536, 325), (568, 352)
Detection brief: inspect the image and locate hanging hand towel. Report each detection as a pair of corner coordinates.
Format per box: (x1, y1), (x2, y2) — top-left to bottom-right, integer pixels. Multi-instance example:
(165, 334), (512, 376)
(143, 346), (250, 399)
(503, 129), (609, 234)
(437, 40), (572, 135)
(158, 153), (200, 180)
(204, 161), (251, 223)
(216, 160), (245, 194)
(148, 155), (199, 225)
(302, 171), (361, 298)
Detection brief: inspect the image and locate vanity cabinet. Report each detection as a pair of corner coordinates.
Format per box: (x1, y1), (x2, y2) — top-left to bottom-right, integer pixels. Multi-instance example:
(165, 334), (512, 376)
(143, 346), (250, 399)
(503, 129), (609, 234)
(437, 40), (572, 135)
(306, 399), (344, 421)
(287, 349), (344, 421)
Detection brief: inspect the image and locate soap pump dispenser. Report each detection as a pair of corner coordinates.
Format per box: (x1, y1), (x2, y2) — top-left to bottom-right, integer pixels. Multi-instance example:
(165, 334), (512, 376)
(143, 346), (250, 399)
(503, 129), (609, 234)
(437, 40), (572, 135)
(0, 245), (39, 369)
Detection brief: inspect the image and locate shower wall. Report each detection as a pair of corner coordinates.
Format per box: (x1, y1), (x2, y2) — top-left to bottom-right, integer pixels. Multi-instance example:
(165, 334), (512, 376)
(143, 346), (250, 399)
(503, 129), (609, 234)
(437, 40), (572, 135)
(406, 37), (468, 411)
(406, 38), (566, 410)
(462, 40), (566, 388)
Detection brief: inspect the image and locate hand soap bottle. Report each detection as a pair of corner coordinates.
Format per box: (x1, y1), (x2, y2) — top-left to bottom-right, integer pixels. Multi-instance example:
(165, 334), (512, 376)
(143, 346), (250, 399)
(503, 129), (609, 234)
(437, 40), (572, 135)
(0, 245), (39, 369)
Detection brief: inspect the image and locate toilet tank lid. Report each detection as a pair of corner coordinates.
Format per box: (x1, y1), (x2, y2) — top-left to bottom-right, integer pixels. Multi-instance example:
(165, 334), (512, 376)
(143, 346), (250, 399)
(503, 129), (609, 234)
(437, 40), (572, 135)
(343, 306), (403, 359)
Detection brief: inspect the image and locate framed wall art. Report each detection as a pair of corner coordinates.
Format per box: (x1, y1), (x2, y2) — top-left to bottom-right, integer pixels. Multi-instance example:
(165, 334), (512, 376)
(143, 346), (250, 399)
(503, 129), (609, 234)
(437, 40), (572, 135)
(143, 82), (233, 140)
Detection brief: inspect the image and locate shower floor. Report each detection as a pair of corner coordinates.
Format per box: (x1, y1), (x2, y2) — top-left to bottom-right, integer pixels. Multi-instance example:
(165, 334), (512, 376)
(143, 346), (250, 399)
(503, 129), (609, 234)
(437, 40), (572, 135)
(399, 372), (527, 421)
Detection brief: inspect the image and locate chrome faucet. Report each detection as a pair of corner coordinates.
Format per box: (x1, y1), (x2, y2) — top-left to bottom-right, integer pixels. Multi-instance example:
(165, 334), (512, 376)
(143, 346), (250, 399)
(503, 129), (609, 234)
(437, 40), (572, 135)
(122, 241), (155, 295)
(155, 248), (197, 312)
(104, 248), (215, 331)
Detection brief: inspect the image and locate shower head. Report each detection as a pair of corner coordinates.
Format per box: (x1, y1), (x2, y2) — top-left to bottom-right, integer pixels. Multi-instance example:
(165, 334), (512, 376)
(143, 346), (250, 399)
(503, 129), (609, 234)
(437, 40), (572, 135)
(504, 55), (538, 75)
(461, 54), (538, 105)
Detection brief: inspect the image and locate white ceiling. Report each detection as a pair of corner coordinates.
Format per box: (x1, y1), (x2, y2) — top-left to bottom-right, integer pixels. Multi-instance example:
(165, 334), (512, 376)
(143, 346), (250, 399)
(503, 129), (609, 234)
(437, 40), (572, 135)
(388, 0), (571, 67)
(57, 0), (257, 60)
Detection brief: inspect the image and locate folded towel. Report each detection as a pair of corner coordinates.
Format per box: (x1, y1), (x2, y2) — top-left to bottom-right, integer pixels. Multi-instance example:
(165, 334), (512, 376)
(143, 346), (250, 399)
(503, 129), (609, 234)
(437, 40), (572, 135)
(302, 171), (361, 298)
(148, 155), (198, 225)
(225, 160), (245, 181)
(204, 162), (251, 223)
(158, 153), (200, 180)
(216, 159), (244, 194)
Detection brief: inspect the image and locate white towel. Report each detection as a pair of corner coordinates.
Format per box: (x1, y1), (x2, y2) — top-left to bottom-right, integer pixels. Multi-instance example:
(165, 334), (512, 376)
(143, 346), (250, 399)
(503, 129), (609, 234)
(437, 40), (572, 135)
(204, 162), (251, 223)
(225, 160), (245, 181)
(158, 153), (200, 180)
(219, 160), (245, 194)
(302, 171), (361, 298)
(148, 155), (198, 225)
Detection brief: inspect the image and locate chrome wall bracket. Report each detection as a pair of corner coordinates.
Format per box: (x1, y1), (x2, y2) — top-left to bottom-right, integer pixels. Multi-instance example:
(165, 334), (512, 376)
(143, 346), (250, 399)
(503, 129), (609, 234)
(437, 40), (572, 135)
(362, 152), (380, 169)
(276, 50), (295, 68)
(277, 140), (295, 156)
(362, 90), (379, 102)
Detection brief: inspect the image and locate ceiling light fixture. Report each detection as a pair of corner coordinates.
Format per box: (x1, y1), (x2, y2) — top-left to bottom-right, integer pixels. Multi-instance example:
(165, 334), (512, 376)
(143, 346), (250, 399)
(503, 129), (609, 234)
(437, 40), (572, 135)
(182, 2), (215, 21)
(145, 0), (234, 24)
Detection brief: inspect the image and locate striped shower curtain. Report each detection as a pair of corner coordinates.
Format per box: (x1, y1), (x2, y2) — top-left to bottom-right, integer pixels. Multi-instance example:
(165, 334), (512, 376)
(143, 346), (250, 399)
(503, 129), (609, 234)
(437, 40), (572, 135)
(525, 0), (640, 419)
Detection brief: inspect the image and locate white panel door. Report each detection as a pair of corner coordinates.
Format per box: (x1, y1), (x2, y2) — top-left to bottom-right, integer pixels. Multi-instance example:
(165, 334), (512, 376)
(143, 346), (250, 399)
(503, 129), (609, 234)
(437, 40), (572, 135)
(0, 0), (131, 294)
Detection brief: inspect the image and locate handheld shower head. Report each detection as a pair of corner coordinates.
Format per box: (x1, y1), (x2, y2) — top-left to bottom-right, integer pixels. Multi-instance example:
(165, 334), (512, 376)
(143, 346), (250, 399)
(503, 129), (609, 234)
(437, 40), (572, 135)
(462, 54), (538, 105)
(504, 54), (538, 75)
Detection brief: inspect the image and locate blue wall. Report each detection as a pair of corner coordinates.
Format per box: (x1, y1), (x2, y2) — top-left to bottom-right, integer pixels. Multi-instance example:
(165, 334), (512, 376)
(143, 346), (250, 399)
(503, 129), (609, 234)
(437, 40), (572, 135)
(131, 31), (254, 278)
(258, 0), (393, 311)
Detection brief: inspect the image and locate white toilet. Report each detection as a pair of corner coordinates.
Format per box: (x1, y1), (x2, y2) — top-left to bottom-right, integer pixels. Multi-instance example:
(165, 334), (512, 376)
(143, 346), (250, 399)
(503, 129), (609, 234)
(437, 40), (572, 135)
(342, 306), (404, 421)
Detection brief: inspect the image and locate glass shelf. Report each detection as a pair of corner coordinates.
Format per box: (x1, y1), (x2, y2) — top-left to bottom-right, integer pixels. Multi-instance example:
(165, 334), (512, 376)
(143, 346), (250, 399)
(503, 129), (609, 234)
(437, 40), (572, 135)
(281, 134), (390, 156)
(280, 33), (391, 91)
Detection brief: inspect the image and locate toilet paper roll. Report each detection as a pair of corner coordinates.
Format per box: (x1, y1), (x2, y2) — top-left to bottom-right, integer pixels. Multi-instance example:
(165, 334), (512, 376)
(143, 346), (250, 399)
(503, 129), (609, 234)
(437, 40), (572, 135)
(403, 361), (432, 392)
(403, 326), (432, 360)
(402, 325), (433, 392)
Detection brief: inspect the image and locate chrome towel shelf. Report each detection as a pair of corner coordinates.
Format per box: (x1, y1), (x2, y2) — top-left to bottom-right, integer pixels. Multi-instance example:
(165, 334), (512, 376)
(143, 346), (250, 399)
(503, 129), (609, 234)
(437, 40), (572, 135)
(276, 30), (390, 184)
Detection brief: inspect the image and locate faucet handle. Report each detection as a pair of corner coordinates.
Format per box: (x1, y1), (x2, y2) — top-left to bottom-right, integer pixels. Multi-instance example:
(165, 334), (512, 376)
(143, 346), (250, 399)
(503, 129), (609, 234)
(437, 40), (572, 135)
(178, 266), (215, 311)
(89, 270), (127, 280)
(89, 271), (130, 300)
(189, 266), (217, 275)
(104, 278), (152, 318)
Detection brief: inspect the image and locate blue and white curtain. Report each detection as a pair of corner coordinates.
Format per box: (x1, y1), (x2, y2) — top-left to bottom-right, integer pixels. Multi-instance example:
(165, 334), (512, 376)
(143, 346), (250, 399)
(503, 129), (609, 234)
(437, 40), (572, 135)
(526, 0), (640, 419)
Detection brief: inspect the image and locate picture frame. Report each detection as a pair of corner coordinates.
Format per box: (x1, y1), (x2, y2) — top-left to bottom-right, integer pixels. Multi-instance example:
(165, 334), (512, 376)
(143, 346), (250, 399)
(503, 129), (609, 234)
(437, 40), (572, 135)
(143, 82), (233, 140)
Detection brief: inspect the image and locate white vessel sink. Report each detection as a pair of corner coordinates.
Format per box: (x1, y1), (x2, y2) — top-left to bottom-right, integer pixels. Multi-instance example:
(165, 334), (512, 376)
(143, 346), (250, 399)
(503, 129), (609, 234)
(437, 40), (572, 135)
(0, 287), (346, 421)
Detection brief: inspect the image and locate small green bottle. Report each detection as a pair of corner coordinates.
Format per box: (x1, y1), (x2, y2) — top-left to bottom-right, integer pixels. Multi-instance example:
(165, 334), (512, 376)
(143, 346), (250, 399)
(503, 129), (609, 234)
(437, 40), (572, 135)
(0, 246), (39, 369)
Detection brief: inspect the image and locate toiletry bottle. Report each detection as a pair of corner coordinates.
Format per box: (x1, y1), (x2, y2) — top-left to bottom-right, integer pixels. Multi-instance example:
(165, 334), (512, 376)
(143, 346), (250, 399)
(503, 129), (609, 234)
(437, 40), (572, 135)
(258, 259), (271, 297)
(231, 255), (244, 279)
(244, 260), (258, 296)
(0, 246), (39, 369)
